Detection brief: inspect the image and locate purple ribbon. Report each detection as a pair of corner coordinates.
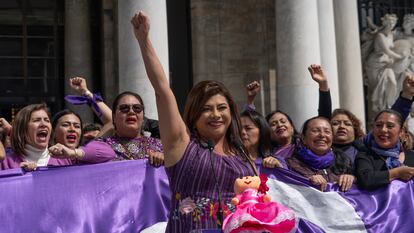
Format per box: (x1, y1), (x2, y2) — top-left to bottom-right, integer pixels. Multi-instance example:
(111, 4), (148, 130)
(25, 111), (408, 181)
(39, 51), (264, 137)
(65, 93), (104, 117)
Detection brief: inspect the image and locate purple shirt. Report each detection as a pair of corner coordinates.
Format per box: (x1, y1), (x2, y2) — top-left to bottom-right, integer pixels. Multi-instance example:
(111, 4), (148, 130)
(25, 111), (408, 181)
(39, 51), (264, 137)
(165, 138), (254, 232)
(0, 152), (73, 170)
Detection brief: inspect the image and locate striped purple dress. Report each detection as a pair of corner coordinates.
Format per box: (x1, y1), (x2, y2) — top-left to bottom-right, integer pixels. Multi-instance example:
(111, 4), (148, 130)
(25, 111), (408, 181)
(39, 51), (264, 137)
(165, 139), (255, 233)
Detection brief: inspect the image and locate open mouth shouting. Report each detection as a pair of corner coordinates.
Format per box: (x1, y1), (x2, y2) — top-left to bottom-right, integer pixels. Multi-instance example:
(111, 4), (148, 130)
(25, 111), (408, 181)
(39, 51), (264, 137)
(36, 129), (50, 143)
(66, 133), (78, 144)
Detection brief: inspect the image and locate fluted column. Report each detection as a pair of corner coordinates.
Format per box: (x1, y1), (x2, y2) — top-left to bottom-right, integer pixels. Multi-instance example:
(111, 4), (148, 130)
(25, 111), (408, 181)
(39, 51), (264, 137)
(333, 0), (366, 127)
(117, 0), (169, 120)
(65, 0), (93, 122)
(275, 0), (321, 127)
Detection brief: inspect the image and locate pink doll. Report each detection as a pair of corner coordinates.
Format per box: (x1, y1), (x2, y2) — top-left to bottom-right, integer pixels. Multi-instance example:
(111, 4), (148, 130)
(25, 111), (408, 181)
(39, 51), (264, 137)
(223, 174), (298, 233)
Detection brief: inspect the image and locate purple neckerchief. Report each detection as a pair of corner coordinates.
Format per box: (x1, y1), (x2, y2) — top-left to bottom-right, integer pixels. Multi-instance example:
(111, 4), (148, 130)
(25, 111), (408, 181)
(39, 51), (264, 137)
(297, 145), (334, 170)
(364, 132), (401, 169)
(65, 93), (104, 117)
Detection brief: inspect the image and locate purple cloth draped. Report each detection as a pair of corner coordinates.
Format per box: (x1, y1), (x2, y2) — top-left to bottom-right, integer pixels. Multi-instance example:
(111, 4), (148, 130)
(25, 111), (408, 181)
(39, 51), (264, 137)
(65, 93), (104, 117)
(0, 160), (170, 232)
(1, 161), (413, 233)
(261, 166), (414, 233)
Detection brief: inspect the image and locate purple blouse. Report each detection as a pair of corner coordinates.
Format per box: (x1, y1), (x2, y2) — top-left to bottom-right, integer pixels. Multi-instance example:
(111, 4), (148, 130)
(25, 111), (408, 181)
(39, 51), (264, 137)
(82, 136), (163, 162)
(0, 152), (73, 170)
(165, 138), (254, 233)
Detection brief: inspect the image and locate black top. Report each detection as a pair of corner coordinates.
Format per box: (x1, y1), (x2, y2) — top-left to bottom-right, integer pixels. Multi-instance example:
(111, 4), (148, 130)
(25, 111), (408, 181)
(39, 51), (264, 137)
(318, 90), (332, 119)
(355, 145), (414, 190)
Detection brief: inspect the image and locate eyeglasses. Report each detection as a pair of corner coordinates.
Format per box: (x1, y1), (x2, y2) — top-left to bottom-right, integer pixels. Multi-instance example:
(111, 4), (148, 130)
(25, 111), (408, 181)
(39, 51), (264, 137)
(118, 104), (144, 114)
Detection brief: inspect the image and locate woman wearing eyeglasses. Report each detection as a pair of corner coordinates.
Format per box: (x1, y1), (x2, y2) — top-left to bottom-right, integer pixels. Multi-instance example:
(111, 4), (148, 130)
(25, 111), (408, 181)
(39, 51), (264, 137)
(51, 91), (164, 167)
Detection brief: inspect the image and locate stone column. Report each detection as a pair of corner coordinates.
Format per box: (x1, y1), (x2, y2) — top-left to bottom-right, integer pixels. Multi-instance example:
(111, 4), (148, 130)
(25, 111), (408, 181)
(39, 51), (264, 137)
(275, 0), (321, 127)
(117, 0), (169, 120)
(333, 0), (366, 127)
(65, 0), (93, 123)
(102, 0), (116, 111)
(317, 0), (340, 109)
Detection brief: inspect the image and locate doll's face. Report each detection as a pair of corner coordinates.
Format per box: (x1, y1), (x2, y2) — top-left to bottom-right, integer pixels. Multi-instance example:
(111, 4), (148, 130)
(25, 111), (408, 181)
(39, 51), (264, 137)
(234, 176), (261, 194)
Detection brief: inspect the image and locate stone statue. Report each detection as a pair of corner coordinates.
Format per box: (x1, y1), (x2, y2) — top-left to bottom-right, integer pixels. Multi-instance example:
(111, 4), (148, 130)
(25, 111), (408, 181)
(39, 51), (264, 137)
(393, 14), (414, 81)
(363, 14), (402, 113)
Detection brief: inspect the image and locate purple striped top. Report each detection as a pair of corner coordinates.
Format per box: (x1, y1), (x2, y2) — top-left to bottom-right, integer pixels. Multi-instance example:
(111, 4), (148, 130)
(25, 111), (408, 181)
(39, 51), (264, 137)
(165, 138), (254, 233)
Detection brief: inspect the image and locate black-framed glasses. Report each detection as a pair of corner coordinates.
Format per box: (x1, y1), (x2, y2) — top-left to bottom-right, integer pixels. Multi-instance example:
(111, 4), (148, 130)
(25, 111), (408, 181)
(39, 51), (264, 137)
(118, 104), (144, 114)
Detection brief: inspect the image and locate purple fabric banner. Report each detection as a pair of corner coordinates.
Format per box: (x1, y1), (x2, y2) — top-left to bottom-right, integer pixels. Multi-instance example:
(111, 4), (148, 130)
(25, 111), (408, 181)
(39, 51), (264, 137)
(1, 162), (413, 233)
(0, 160), (170, 233)
(261, 167), (414, 233)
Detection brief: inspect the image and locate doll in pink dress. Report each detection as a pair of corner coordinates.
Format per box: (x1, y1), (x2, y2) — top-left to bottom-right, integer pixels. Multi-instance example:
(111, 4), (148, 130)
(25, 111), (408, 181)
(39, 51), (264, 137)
(223, 174), (298, 233)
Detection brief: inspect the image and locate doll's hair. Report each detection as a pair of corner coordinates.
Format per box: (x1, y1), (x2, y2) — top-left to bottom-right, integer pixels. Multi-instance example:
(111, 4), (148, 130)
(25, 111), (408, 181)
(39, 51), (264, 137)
(258, 174), (269, 194)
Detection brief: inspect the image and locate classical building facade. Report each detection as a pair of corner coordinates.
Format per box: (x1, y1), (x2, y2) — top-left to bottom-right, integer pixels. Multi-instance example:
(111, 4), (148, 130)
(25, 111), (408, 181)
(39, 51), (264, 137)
(0, 0), (413, 128)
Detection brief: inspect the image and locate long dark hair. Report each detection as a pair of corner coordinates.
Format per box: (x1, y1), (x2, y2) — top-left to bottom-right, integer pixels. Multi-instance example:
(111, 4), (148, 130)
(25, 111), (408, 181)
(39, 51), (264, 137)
(183, 80), (243, 154)
(266, 110), (300, 147)
(241, 110), (272, 158)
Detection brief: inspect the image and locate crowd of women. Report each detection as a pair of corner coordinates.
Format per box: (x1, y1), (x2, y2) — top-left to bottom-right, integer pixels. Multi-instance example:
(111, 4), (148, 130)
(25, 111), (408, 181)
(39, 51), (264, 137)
(1, 11), (414, 233)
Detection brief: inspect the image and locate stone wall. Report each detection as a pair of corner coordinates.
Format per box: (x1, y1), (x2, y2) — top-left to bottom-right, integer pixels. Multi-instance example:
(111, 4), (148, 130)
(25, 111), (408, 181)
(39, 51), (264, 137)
(191, 0), (276, 114)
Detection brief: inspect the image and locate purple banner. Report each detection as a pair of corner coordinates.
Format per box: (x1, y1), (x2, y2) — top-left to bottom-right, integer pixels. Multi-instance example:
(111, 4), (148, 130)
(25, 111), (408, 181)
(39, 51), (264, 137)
(0, 160), (170, 233)
(1, 162), (413, 233)
(261, 167), (414, 233)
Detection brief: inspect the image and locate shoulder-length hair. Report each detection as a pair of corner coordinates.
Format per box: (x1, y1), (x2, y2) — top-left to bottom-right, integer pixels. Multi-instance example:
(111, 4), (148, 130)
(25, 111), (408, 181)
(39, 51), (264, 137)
(241, 110), (272, 158)
(183, 80), (242, 153)
(332, 108), (365, 139)
(11, 103), (50, 156)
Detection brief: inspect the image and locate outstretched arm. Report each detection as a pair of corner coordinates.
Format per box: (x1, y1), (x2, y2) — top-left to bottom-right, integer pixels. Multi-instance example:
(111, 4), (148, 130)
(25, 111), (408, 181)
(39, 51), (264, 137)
(69, 77), (113, 127)
(131, 11), (189, 167)
(308, 64), (332, 119)
(392, 74), (414, 121)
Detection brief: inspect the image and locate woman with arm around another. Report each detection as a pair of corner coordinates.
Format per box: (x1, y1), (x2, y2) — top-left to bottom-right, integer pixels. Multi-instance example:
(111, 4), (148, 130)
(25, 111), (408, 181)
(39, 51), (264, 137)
(132, 11), (255, 232)
(355, 109), (414, 190)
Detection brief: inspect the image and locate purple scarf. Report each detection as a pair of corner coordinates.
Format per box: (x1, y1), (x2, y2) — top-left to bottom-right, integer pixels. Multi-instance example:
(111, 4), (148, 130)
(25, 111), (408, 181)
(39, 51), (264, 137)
(364, 133), (401, 169)
(65, 93), (104, 117)
(297, 145), (334, 170)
